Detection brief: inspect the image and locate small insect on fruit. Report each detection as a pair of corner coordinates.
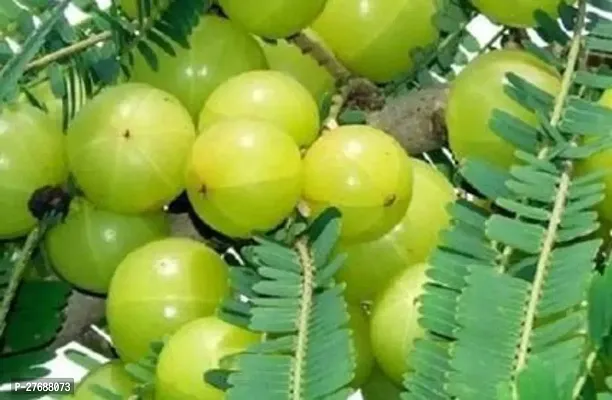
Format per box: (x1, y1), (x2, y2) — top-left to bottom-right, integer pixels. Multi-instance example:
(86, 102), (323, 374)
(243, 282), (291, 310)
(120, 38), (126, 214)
(302, 125), (413, 244)
(106, 238), (229, 363)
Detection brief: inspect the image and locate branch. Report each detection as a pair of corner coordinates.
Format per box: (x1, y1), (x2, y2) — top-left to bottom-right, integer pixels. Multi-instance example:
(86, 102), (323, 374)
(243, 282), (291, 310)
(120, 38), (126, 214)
(50, 290), (107, 351)
(367, 85), (449, 154)
(288, 31), (351, 83)
(25, 32), (112, 72)
(0, 226), (45, 338)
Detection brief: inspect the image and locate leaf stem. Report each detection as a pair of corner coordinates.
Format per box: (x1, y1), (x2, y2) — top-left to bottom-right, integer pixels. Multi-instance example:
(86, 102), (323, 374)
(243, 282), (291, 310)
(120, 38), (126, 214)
(513, 0), (587, 375)
(0, 225), (45, 338)
(293, 237), (315, 400)
(25, 32), (112, 72)
(573, 349), (597, 398)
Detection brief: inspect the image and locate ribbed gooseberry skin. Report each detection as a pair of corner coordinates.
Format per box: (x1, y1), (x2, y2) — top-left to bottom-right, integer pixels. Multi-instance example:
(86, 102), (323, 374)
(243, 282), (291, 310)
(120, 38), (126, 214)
(106, 238), (229, 363)
(446, 49), (561, 170)
(44, 198), (170, 294)
(311, 0), (439, 83)
(370, 263), (430, 385)
(66, 83), (196, 214)
(259, 38), (335, 106)
(73, 360), (136, 399)
(218, 0), (327, 39)
(302, 125), (413, 244)
(187, 119), (303, 238)
(130, 15), (267, 121)
(155, 316), (260, 400)
(471, 0), (574, 28)
(0, 104), (67, 239)
(336, 159), (454, 302)
(198, 70), (320, 148)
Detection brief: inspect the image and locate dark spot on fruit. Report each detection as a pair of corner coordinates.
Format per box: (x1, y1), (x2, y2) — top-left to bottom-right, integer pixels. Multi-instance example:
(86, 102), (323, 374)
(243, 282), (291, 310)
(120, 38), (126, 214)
(199, 185), (207, 196)
(164, 97), (171, 102)
(28, 185), (72, 221)
(123, 129), (131, 139)
(384, 194), (396, 207)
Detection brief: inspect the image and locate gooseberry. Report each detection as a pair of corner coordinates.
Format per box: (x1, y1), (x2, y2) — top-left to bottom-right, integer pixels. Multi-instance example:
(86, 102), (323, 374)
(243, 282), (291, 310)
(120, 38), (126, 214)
(302, 125), (413, 243)
(259, 38), (335, 106)
(73, 360), (136, 399)
(576, 89), (612, 223)
(198, 70), (320, 147)
(360, 365), (403, 400)
(0, 104), (67, 239)
(311, 0), (439, 83)
(66, 83), (196, 214)
(106, 237), (229, 362)
(218, 0), (327, 39)
(155, 316), (260, 400)
(45, 198), (170, 294)
(186, 119), (303, 238)
(336, 159), (454, 302)
(347, 304), (374, 388)
(119, 0), (171, 19)
(446, 49), (561, 170)
(471, 0), (574, 28)
(370, 262), (429, 385)
(130, 15), (267, 121)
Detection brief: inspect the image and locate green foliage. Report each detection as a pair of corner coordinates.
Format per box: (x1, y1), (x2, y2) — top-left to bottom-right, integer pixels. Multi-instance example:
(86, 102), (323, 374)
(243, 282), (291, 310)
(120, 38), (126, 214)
(88, 340), (166, 399)
(205, 208), (357, 399)
(405, 2), (612, 399)
(385, 0), (483, 94)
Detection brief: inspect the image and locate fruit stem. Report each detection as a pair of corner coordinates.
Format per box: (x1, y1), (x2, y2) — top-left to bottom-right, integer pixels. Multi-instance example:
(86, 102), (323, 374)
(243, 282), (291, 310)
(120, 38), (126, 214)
(323, 84), (351, 131)
(289, 31), (352, 83)
(0, 225), (46, 338)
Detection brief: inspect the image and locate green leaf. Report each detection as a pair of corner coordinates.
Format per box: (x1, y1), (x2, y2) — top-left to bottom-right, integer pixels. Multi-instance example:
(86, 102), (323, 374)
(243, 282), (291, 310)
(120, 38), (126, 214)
(516, 357), (562, 400)
(146, 29), (176, 57)
(460, 159), (513, 200)
(0, 0), (73, 105)
(210, 210), (355, 399)
(48, 63), (66, 98)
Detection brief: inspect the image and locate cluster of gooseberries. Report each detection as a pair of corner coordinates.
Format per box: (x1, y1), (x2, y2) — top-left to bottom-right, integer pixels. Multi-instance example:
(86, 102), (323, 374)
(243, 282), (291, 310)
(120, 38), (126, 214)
(2, 0), (602, 398)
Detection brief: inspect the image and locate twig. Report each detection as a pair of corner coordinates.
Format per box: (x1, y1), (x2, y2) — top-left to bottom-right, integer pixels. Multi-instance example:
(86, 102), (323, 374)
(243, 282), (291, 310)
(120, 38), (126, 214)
(289, 31), (351, 83)
(322, 84), (351, 131)
(0, 225), (45, 338)
(25, 32), (112, 72)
